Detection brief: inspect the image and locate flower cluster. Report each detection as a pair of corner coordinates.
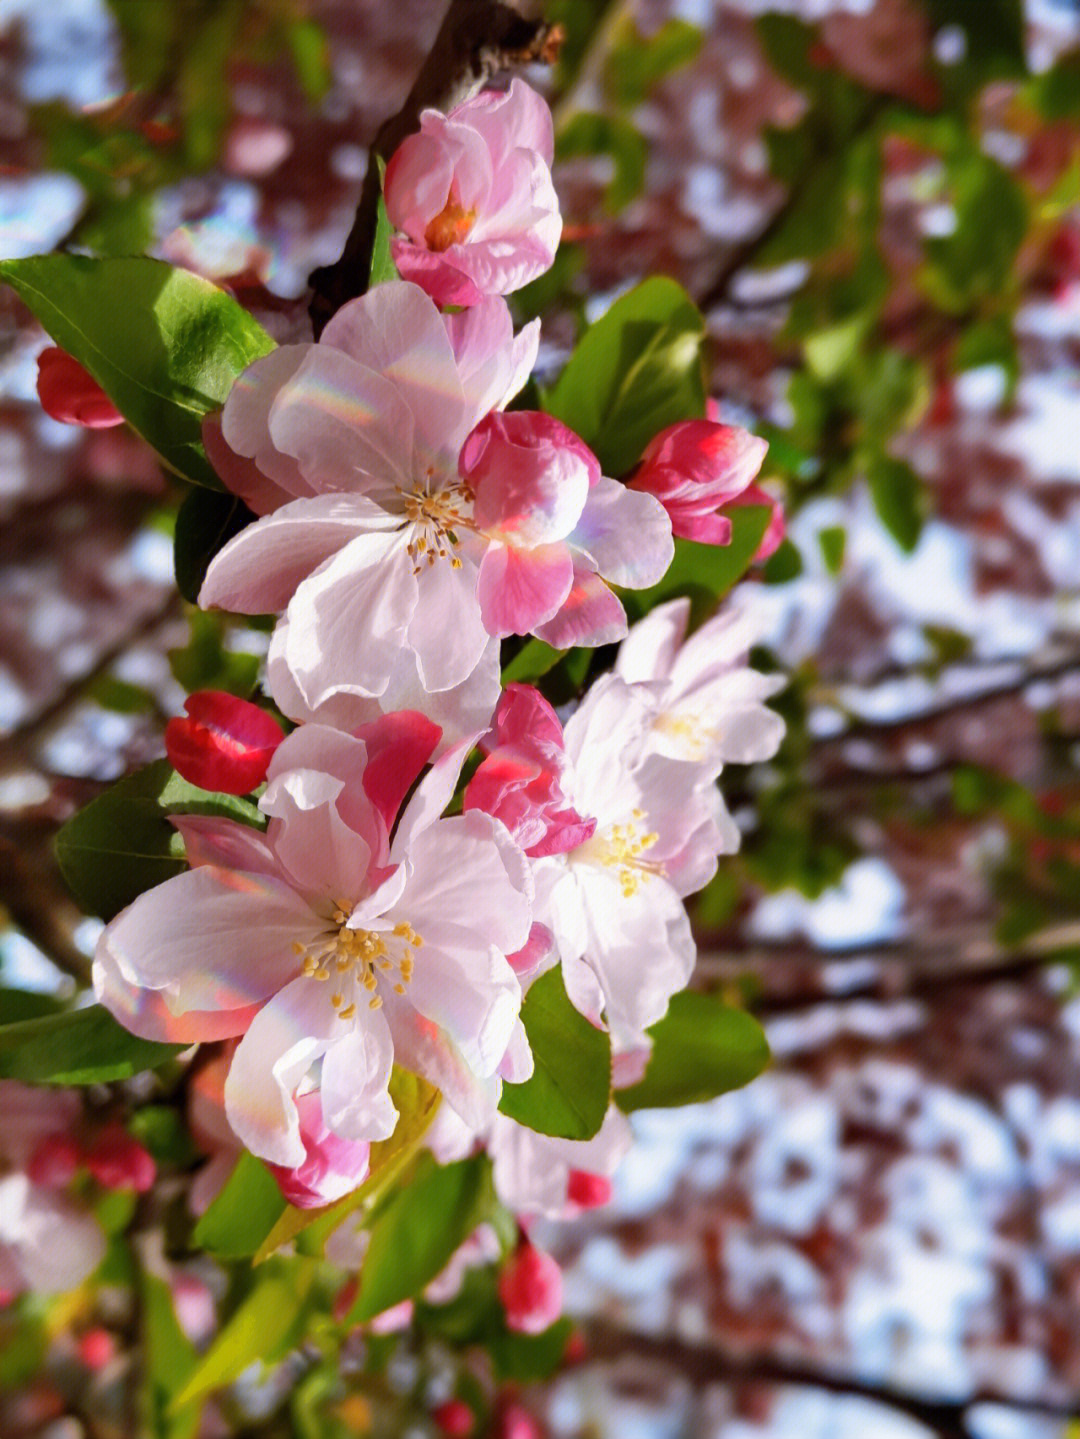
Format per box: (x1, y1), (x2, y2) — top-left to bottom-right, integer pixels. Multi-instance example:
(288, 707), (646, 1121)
(83, 78), (784, 1328)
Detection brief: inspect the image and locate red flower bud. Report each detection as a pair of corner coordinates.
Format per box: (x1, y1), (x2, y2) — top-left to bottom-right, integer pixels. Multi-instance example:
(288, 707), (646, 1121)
(494, 1402), (541, 1439)
(84, 1127), (156, 1193)
(165, 691), (284, 795)
(498, 1241), (562, 1335)
(26, 1134), (81, 1188)
(77, 1328), (115, 1370)
(566, 1169), (612, 1210)
(36, 348), (123, 429)
(433, 1398), (475, 1436)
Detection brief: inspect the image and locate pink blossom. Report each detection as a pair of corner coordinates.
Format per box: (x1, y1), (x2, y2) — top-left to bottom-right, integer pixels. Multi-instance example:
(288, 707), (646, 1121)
(628, 416), (783, 558)
(26, 1134), (81, 1188)
(494, 1403), (541, 1439)
(165, 691), (285, 795)
(385, 79), (561, 306)
(200, 282), (670, 710)
(95, 716), (533, 1165)
(614, 597), (786, 773)
(467, 679), (735, 1045)
(498, 1240), (562, 1334)
(77, 1328), (116, 1370)
(0, 1082), (106, 1297)
(264, 1090), (371, 1208)
(36, 347), (123, 428)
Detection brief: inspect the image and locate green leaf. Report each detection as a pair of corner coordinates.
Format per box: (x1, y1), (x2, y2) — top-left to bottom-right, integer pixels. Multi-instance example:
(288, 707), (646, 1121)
(346, 1155), (492, 1324)
(174, 488), (256, 605)
(171, 1261), (316, 1410)
(1032, 49), (1080, 119)
(143, 1272), (201, 1439)
(369, 159), (401, 290)
(167, 609), (261, 697)
(0, 988), (64, 1024)
(867, 455), (922, 553)
(921, 157), (1027, 313)
(616, 990), (770, 1112)
(0, 1005), (180, 1084)
(499, 968), (610, 1140)
(544, 277), (705, 476)
(500, 638), (565, 684)
(286, 17), (332, 102)
(0, 256), (274, 489)
(191, 1151), (286, 1259)
(819, 525), (846, 574)
(491, 1318), (575, 1382)
(556, 112), (648, 214)
(54, 759), (262, 921)
(605, 19), (702, 108)
(628, 506), (772, 614)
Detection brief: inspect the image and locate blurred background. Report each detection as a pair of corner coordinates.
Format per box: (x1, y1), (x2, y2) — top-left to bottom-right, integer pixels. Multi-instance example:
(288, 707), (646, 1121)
(2, 0), (1080, 1435)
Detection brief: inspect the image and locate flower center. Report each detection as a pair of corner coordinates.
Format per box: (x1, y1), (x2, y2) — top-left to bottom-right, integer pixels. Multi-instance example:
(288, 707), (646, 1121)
(573, 810), (662, 898)
(294, 900), (423, 1021)
(424, 196), (477, 252)
(401, 476), (475, 573)
(653, 710), (719, 760)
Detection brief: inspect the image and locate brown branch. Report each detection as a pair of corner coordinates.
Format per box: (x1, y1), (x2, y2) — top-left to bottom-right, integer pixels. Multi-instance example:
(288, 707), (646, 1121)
(308, 0), (563, 337)
(584, 1322), (1080, 1435)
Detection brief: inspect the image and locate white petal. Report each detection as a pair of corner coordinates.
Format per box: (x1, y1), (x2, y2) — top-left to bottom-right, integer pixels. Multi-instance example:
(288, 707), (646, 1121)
(320, 1013), (398, 1142)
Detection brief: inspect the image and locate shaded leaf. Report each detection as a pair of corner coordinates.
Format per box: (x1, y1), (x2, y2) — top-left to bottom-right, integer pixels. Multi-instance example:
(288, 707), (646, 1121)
(616, 990), (770, 1111)
(191, 1151), (286, 1260)
(0, 1005), (180, 1085)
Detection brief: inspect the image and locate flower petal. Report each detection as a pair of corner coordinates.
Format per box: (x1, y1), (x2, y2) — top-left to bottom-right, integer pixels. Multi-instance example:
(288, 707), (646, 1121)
(476, 542), (573, 636)
(570, 476), (673, 589)
(319, 1013), (399, 1143)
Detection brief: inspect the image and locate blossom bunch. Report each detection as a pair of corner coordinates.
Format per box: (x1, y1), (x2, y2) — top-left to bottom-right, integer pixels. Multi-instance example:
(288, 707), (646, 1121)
(16, 76), (784, 1367)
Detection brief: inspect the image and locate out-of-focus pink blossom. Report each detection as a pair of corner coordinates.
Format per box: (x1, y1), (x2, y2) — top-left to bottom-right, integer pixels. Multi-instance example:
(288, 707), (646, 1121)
(628, 415), (783, 558)
(498, 1240), (562, 1335)
(385, 79), (561, 306)
(165, 691), (285, 796)
(433, 1398), (476, 1436)
(36, 347), (124, 429)
(172, 1273), (217, 1344)
(465, 684), (595, 857)
(84, 1127), (156, 1193)
(264, 1091), (371, 1208)
(494, 1402), (542, 1439)
(224, 116), (293, 177)
(77, 1328), (116, 1370)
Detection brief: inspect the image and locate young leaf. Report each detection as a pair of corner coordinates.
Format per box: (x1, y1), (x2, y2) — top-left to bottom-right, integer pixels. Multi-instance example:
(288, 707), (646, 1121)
(191, 1151), (286, 1260)
(0, 1005), (181, 1085)
(142, 1271), (202, 1439)
(0, 255), (274, 489)
(254, 1068), (441, 1263)
(544, 276), (706, 476)
(369, 160), (400, 290)
(498, 968), (610, 1140)
(345, 1154), (492, 1324)
(54, 759), (262, 921)
(500, 638), (565, 684)
(170, 1261), (316, 1410)
(867, 455), (922, 554)
(616, 990), (770, 1112)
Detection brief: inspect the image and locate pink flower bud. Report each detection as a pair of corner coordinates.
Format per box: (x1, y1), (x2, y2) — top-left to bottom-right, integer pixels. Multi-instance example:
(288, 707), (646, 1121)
(385, 79), (561, 306)
(498, 1241), (563, 1335)
(264, 1092), (370, 1209)
(26, 1134), (81, 1188)
(165, 691), (285, 795)
(84, 1127), (156, 1193)
(566, 1169), (612, 1210)
(494, 1402), (541, 1439)
(465, 685), (595, 857)
(628, 419), (783, 559)
(36, 347), (123, 428)
(77, 1328), (115, 1370)
(433, 1398), (475, 1436)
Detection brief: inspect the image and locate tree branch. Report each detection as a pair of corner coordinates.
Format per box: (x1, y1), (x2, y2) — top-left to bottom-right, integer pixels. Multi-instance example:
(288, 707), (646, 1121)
(308, 0), (563, 337)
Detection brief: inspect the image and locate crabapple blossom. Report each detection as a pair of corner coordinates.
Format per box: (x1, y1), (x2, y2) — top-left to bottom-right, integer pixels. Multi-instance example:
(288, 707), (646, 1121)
(384, 79), (561, 306)
(467, 680), (737, 1045)
(0, 1082), (106, 1298)
(498, 1239), (563, 1334)
(200, 281), (671, 715)
(613, 597), (786, 773)
(95, 713), (534, 1167)
(264, 1090), (371, 1208)
(165, 691), (285, 795)
(628, 410), (783, 558)
(428, 1099), (631, 1219)
(36, 346), (123, 428)
(433, 1399), (476, 1437)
